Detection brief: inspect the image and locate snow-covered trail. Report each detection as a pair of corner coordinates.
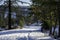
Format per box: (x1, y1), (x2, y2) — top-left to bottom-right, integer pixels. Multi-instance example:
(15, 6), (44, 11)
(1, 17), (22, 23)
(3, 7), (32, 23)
(0, 28), (41, 35)
(0, 29), (56, 40)
(0, 32), (56, 40)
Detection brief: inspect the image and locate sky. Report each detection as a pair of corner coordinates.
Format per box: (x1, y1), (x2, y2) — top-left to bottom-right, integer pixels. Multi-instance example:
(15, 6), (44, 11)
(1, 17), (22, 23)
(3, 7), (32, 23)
(18, 0), (31, 6)
(0, 0), (32, 6)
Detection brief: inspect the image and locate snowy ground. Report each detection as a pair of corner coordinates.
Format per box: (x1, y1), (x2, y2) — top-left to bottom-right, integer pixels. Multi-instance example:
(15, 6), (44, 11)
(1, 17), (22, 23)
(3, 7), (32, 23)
(0, 32), (56, 40)
(0, 29), (56, 40)
(0, 26), (57, 40)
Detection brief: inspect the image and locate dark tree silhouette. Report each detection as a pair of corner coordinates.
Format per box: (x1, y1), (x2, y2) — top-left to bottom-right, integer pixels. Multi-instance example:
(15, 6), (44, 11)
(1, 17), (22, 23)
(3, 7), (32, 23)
(8, 0), (11, 29)
(57, 2), (60, 37)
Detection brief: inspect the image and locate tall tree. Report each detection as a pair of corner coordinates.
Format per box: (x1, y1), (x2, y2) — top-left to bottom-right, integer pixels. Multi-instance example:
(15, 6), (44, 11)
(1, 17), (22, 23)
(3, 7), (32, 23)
(8, 0), (11, 29)
(56, 0), (60, 37)
(31, 0), (59, 36)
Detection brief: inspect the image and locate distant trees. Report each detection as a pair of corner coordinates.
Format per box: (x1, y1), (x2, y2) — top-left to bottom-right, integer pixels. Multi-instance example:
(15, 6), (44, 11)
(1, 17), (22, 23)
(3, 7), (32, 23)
(0, 5), (6, 27)
(0, 0), (32, 29)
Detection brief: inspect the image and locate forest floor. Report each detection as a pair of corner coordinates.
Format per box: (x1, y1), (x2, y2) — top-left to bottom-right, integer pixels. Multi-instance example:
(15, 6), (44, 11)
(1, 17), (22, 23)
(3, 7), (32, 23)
(0, 28), (57, 40)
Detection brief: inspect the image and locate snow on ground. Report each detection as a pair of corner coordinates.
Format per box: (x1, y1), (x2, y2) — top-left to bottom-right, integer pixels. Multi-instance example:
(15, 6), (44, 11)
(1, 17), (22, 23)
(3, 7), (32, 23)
(0, 26), (41, 35)
(0, 29), (56, 40)
(0, 32), (56, 40)
(0, 28), (41, 35)
(0, 26), (57, 40)
(0, 33), (28, 40)
(24, 26), (41, 29)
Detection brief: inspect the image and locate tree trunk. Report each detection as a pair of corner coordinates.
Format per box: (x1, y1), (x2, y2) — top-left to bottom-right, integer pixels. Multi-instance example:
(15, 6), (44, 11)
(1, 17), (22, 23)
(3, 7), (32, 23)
(53, 11), (57, 35)
(57, 2), (60, 37)
(53, 25), (56, 35)
(49, 14), (52, 35)
(49, 27), (52, 35)
(8, 0), (11, 29)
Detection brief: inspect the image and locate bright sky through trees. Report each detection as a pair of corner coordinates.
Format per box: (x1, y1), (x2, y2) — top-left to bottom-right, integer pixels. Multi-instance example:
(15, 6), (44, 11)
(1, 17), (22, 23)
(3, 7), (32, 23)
(18, 0), (31, 6)
(0, 0), (31, 6)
